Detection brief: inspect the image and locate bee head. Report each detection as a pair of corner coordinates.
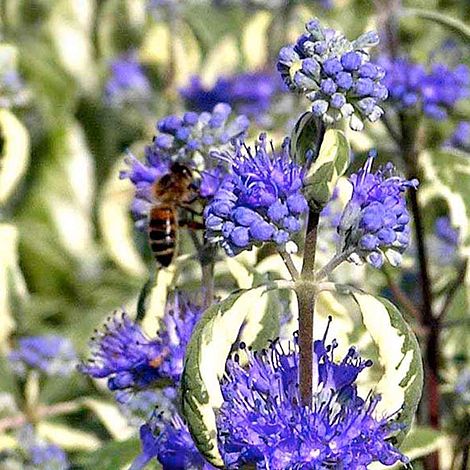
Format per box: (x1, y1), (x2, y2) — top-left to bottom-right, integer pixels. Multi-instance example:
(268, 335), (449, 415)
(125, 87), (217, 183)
(170, 162), (192, 180)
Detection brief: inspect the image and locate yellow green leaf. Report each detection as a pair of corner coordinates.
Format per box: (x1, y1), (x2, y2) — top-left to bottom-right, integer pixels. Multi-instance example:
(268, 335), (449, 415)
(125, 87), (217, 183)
(0, 109), (30, 205)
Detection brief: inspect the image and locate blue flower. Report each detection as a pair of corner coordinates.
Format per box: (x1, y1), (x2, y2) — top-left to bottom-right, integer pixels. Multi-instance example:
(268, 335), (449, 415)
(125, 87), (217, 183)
(17, 426), (69, 470)
(131, 414), (216, 470)
(120, 104), (250, 230)
(105, 53), (151, 106)
(277, 18), (386, 130)
(29, 443), (69, 470)
(217, 322), (408, 469)
(338, 151), (418, 268)
(445, 121), (470, 153)
(204, 133), (307, 255)
(80, 295), (203, 391)
(180, 71), (284, 123)
(115, 387), (177, 426)
(430, 216), (460, 265)
(9, 336), (77, 378)
(379, 56), (470, 120)
(455, 368), (470, 404)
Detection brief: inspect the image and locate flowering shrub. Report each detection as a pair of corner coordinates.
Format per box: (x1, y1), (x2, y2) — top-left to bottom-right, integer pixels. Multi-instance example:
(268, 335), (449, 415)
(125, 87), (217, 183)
(1, 2), (469, 470)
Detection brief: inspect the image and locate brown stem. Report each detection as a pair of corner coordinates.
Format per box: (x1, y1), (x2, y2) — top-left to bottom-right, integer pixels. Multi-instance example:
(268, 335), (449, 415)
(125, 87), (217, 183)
(296, 211), (320, 406)
(437, 259), (468, 321)
(461, 446), (469, 470)
(382, 267), (421, 321)
(200, 244), (216, 310)
(279, 250), (299, 281)
(400, 114), (441, 469)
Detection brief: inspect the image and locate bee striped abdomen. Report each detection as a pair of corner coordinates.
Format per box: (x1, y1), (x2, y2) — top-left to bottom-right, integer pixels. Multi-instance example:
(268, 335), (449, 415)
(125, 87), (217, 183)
(148, 207), (177, 267)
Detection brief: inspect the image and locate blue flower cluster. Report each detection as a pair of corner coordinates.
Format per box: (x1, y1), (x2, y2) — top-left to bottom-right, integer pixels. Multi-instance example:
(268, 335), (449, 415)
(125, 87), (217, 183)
(105, 53), (151, 106)
(277, 18), (387, 130)
(16, 426), (69, 470)
(445, 121), (470, 153)
(132, 415), (216, 470)
(120, 103), (250, 230)
(29, 443), (69, 470)
(431, 216), (460, 265)
(204, 134), (307, 255)
(9, 335), (77, 378)
(379, 56), (470, 120)
(338, 151), (418, 268)
(180, 71), (283, 122)
(80, 295), (202, 391)
(217, 323), (408, 469)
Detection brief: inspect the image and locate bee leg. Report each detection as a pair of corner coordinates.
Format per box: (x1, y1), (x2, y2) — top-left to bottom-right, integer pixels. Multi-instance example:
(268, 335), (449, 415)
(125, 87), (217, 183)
(181, 204), (203, 217)
(180, 219), (205, 230)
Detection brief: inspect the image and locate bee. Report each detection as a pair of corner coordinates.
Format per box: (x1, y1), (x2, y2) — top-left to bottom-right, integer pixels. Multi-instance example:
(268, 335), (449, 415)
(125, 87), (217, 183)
(148, 162), (200, 267)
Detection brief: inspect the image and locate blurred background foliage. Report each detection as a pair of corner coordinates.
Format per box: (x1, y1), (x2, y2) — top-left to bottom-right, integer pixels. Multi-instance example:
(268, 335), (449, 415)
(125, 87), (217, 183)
(0, 0), (469, 468)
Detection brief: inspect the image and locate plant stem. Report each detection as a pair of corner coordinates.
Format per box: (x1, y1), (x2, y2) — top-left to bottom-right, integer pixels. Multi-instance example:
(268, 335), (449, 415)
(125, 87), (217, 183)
(296, 210), (320, 406)
(200, 243), (216, 309)
(461, 446), (469, 470)
(437, 259), (468, 321)
(400, 114), (441, 470)
(314, 249), (353, 281)
(279, 250), (299, 280)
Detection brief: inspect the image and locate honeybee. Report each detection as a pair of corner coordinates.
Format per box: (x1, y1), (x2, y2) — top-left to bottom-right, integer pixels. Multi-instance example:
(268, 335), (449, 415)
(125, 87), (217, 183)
(148, 162), (201, 267)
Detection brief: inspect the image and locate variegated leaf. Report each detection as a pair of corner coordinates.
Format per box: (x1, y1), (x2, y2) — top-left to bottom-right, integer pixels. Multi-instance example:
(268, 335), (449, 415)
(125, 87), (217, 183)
(349, 290), (424, 444)
(0, 109), (30, 205)
(181, 284), (288, 467)
(242, 11), (272, 69)
(303, 128), (351, 211)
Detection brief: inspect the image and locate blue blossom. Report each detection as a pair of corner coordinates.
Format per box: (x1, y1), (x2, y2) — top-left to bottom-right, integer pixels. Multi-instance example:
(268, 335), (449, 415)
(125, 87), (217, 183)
(17, 426), (69, 470)
(180, 71), (284, 122)
(338, 151), (418, 268)
(379, 56), (470, 120)
(430, 216), (460, 265)
(9, 336), (77, 377)
(455, 368), (470, 404)
(217, 322), (408, 469)
(277, 18), (386, 130)
(115, 387), (177, 426)
(131, 414), (216, 470)
(120, 104), (250, 230)
(445, 121), (470, 152)
(204, 133), (307, 255)
(105, 53), (151, 106)
(80, 295), (203, 391)
(29, 443), (69, 470)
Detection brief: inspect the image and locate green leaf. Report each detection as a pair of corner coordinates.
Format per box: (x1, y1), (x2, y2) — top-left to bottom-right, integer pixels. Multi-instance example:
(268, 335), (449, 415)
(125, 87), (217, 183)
(303, 129), (351, 211)
(37, 422), (101, 451)
(318, 284), (423, 444)
(241, 11), (272, 69)
(181, 284), (289, 467)
(46, 0), (97, 92)
(289, 111), (320, 166)
(0, 224), (27, 352)
(350, 291), (424, 444)
(75, 438), (141, 470)
(0, 109), (30, 205)
(420, 149), (470, 247)
(370, 426), (446, 469)
(83, 399), (134, 441)
(403, 8), (470, 42)
(98, 157), (146, 278)
(397, 426), (446, 462)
